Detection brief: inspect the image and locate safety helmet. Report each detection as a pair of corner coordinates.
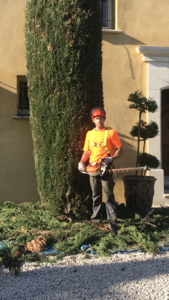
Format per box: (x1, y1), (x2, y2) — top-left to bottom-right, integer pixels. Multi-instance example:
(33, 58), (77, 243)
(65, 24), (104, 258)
(91, 107), (106, 120)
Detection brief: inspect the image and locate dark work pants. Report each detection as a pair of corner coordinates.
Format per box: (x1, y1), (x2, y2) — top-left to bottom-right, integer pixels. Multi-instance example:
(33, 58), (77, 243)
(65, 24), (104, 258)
(89, 173), (116, 224)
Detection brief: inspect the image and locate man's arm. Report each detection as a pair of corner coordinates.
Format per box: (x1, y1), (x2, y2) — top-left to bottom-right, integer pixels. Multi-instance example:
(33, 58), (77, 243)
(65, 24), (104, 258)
(78, 151), (90, 173)
(80, 151), (90, 163)
(101, 147), (123, 165)
(112, 146), (123, 162)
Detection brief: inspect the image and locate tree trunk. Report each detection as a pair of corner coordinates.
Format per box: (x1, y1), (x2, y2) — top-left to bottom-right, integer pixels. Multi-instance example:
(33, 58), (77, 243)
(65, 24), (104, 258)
(136, 111), (142, 174)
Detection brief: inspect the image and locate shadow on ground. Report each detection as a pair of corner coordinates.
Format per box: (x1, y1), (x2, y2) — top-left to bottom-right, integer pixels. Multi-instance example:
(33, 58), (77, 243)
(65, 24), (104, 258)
(1, 254), (169, 300)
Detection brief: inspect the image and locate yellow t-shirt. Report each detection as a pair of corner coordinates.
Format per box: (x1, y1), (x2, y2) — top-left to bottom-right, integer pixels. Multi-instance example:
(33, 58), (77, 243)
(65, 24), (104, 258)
(83, 127), (122, 164)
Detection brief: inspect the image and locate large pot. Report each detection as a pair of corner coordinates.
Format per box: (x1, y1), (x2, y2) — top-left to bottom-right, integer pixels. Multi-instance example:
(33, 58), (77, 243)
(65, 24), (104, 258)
(122, 175), (157, 208)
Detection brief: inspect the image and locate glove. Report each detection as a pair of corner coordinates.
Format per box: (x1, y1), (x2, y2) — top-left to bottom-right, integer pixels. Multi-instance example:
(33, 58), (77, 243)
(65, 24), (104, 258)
(78, 161), (86, 173)
(101, 157), (113, 165)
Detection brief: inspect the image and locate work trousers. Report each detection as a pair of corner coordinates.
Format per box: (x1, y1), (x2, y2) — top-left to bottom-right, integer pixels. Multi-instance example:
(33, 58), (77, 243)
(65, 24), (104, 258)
(89, 173), (116, 224)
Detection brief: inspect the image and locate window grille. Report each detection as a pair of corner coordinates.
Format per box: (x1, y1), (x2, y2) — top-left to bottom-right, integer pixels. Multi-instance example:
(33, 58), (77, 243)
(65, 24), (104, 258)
(101, 0), (108, 27)
(17, 76), (30, 116)
(100, 0), (115, 29)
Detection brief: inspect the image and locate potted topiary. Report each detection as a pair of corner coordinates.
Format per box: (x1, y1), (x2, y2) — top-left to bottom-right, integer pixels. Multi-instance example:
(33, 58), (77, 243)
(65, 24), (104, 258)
(123, 91), (160, 208)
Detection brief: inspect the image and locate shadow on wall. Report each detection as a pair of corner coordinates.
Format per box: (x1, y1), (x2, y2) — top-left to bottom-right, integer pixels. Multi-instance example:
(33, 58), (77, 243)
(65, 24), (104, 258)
(102, 33), (146, 80)
(114, 133), (137, 168)
(0, 84), (17, 119)
(112, 134), (137, 204)
(0, 80), (17, 91)
(102, 32), (146, 46)
(0, 85), (39, 203)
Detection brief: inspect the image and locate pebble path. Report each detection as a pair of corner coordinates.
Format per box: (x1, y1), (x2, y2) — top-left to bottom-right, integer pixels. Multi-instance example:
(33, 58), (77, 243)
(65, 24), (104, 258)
(1, 251), (169, 300)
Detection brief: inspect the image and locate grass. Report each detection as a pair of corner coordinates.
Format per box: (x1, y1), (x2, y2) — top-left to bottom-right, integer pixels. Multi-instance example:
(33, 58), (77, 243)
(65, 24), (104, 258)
(1, 201), (169, 275)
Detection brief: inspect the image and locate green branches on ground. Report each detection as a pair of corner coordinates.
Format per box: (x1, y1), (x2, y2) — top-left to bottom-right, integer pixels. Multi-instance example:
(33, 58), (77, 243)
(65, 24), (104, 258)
(93, 234), (126, 256)
(1, 202), (169, 274)
(118, 225), (159, 254)
(25, 0), (103, 219)
(0, 247), (21, 276)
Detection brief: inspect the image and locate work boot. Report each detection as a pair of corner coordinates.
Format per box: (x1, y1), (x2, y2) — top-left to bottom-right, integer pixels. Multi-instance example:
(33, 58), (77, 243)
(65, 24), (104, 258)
(108, 216), (117, 236)
(91, 213), (101, 223)
(109, 223), (117, 236)
(91, 219), (101, 223)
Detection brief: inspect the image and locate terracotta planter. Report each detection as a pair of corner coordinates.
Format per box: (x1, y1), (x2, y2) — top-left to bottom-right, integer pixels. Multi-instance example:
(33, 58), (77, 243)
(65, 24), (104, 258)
(123, 175), (157, 208)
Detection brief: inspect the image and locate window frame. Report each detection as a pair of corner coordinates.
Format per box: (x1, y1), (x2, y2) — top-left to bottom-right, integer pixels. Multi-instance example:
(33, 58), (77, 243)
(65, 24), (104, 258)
(100, 0), (115, 29)
(17, 76), (30, 116)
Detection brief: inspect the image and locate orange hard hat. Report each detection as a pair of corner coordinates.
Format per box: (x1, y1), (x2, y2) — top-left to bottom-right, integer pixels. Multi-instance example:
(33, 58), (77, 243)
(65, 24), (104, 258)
(91, 107), (106, 120)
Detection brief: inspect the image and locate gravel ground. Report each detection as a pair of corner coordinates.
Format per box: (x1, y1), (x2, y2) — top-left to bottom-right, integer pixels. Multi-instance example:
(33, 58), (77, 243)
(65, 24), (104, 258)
(1, 251), (169, 300)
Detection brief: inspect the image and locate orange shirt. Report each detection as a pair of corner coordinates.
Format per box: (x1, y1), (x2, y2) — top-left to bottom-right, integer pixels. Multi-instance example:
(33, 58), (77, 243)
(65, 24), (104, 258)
(83, 127), (122, 164)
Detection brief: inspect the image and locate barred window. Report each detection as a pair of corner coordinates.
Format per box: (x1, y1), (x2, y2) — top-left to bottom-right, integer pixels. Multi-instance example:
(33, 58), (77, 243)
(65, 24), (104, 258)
(100, 0), (115, 29)
(17, 76), (30, 116)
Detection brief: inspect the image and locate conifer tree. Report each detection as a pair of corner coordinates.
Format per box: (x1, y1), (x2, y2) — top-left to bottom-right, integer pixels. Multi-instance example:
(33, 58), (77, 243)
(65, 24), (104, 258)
(25, 0), (103, 219)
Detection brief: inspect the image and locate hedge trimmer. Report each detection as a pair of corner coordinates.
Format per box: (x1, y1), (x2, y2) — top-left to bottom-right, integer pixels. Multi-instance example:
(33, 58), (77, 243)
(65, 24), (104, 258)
(80, 162), (147, 178)
(100, 164), (147, 177)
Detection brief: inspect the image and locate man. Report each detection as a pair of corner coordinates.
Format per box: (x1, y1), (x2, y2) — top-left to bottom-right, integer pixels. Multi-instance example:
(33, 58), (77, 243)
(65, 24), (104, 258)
(78, 107), (123, 236)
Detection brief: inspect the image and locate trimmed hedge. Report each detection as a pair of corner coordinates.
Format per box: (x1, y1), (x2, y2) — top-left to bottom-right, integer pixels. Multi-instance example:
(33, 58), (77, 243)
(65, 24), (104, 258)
(25, 0), (103, 219)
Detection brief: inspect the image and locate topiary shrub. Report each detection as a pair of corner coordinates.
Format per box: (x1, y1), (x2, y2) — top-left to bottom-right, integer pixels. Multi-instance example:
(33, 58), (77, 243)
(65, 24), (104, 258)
(138, 153), (160, 169)
(25, 0), (103, 219)
(128, 91), (159, 170)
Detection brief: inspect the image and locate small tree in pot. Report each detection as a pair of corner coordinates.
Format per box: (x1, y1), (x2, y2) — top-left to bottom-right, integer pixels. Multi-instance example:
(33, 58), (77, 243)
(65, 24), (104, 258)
(123, 91), (160, 208)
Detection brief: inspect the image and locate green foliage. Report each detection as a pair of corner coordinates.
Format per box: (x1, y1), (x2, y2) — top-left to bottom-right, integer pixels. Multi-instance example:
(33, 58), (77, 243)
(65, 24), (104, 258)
(128, 91), (158, 114)
(25, 0), (103, 218)
(83, 252), (90, 259)
(118, 225), (159, 254)
(93, 234), (126, 256)
(130, 121), (159, 140)
(128, 90), (159, 168)
(138, 153), (160, 169)
(0, 247), (21, 276)
(53, 225), (105, 257)
(2, 202), (169, 273)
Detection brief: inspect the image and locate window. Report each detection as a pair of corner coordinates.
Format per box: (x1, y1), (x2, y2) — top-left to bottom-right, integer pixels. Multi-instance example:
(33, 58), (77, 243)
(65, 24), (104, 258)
(100, 0), (115, 29)
(17, 76), (30, 116)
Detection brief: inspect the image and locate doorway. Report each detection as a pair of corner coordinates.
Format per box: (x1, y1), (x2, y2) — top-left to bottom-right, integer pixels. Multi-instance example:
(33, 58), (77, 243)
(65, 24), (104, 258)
(161, 89), (169, 192)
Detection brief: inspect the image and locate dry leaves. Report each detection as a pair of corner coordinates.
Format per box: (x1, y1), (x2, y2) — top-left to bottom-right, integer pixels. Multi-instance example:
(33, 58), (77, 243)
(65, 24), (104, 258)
(15, 238), (46, 257)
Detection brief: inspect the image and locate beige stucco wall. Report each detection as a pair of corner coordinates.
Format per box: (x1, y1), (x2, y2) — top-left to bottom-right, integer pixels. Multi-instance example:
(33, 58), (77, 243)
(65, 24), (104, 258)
(102, 0), (169, 202)
(0, 0), (169, 204)
(0, 0), (39, 203)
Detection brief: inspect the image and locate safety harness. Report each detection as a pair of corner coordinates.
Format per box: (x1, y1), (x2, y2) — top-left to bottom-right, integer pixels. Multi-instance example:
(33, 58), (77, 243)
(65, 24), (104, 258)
(89, 127), (112, 157)
(86, 127), (112, 177)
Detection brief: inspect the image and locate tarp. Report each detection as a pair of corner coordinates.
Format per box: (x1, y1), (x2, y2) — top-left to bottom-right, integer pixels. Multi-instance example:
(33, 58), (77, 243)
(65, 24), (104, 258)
(1, 240), (169, 256)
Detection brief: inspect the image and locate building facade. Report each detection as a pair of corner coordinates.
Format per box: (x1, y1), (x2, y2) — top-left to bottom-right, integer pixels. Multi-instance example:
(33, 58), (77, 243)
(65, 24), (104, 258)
(0, 0), (169, 205)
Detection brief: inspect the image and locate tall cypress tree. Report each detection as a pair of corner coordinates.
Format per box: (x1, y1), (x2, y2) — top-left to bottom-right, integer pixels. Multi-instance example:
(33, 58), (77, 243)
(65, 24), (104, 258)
(25, 0), (103, 219)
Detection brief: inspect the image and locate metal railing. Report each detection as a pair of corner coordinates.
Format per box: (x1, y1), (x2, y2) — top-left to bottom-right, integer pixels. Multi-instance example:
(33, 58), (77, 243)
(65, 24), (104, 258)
(100, 0), (115, 29)
(17, 77), (30, 115)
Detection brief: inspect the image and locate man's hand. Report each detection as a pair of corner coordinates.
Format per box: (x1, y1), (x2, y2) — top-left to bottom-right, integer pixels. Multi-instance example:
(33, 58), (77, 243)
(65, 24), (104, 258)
(101, 157), (113, 165)
(78, 161), (86, 173)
